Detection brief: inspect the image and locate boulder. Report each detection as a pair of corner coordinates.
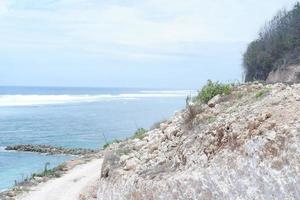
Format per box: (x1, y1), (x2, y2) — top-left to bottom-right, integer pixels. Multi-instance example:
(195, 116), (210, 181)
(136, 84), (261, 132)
(208, 94), (222, 108)
(6, 191), (16, 197)
(123, 158), (139, 171)
(101, 151), (120, 178)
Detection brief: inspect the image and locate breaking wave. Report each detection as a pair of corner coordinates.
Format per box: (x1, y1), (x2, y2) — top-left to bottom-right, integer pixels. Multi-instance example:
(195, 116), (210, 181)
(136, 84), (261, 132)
(0, 90), (194, 107)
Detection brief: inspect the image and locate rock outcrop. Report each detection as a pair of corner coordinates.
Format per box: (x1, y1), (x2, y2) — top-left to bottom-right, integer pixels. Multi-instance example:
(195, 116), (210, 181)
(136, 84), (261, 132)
(267, 65), (300, 83)
(5, 144), (97, 155)
(97, 83), (300, 200)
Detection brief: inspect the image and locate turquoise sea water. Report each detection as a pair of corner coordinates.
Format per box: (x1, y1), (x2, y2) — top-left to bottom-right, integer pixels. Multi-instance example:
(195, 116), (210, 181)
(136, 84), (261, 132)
(0, 86), (189, 190)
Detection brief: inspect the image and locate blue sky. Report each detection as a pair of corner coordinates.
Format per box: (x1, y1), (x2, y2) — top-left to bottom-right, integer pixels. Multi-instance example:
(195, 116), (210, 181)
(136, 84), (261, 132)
(0, 0), (295, 89)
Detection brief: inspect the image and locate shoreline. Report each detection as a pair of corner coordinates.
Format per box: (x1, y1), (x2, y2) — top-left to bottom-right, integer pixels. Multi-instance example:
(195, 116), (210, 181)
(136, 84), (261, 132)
(15, 158), (102, 200)
(0, 145), (102, 200)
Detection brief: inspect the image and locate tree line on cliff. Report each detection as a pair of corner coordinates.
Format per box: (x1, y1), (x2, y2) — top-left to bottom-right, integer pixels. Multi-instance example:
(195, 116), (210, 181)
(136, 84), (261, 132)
(243, 2), (300, 81)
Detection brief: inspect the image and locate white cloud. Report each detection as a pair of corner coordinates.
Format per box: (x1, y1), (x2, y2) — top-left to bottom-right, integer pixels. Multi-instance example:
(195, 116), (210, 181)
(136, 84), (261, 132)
(0, 0), (296, 60)
(0, 0), (9, 15)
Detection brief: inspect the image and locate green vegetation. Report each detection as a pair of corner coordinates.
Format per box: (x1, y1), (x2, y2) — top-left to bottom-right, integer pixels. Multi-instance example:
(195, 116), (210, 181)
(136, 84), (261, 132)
(102, 139), (121, 150)
(236, 92), (244, 99)
(102, 143), (111, 150)
(244, 2), (300, 81)
(206, 116), (216, 124)
(31, 162), (61, 179)
(116, 147), (131, 156)
(195, 80), (231, 103)
(131, 128), (147, 140)
(13, 162), (65, 188)
(102, 128), (147, 150)
(255, 89), (270, 98)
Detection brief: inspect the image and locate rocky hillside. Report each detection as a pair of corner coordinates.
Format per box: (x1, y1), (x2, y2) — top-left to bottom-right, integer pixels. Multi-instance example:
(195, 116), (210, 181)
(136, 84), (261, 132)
(97, 83), (300, 200)
(267, 65), (300, 83)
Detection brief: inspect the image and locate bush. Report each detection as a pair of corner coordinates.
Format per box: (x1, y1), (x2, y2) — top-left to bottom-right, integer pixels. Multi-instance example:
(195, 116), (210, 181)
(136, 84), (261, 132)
(131, 128), (147, 140)
(102, 128), (147, 150)
(243, 2), (300, 81)
(195, 80), (231, 103)
(102, 139), (121, 150)
(102, 142), (111, 150)
(30, 162), (60, 179)
(255, 89), (270, 98)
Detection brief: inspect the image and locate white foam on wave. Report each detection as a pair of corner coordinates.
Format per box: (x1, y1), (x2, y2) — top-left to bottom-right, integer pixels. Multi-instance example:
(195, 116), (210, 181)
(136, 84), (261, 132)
(140, 90), (195, 94)
(0, 91), (193, 107)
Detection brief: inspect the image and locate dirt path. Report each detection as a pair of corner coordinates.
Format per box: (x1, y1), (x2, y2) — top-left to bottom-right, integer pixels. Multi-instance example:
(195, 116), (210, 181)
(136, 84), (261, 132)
(17, 159), (102, 200)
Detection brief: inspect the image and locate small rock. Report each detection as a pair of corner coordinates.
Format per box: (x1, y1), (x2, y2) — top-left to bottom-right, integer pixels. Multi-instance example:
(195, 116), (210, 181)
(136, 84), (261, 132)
(34, 176), (44, 182)
(271, 160), (284, 170)
(208, 94), (222, 108)
(124, 158), (139, 171)
(265, 131), (276, 141)
(120, 155), (130, 164)
(149, 143), (159, 153)
(133, 140), (147, 151)
(266, 122), (276, 130)
(265, 112), (272, 119)
(248, 121), (259, 131)
(160, 123), (169, 131)
(165, 126), (179, 138)
(6, 191), (16, 197)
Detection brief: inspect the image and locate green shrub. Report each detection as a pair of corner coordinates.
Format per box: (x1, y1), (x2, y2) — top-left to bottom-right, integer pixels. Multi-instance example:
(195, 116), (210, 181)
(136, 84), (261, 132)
(102, 142), (111, 150)
(102, 139), (121, 150)
(102, 128), (147, 150)
(116, 147), (131, 156)
(195, 80), (231, 103)
(131, 128), (147, 140)
(255, 89), (270, 98)
(236, 92), (244, 99)
(206, 116), (216, 124)
(30, 162), (59, 178)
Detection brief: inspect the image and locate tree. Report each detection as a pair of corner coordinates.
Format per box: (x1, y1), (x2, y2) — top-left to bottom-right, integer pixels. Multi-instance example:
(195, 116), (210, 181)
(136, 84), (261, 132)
(243, 2), (300, 81)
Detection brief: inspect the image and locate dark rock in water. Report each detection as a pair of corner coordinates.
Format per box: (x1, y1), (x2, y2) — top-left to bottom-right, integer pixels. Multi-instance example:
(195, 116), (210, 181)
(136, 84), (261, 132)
(5, 144), (98, 155)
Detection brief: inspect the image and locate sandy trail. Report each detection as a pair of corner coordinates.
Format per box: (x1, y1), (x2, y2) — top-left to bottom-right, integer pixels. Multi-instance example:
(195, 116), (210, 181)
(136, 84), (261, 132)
(17, 159), (102, 200)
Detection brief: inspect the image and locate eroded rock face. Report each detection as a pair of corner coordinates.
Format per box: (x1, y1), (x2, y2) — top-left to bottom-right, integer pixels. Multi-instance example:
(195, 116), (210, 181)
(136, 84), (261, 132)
(97, 83), (300, 200)
(101, 151), (120, 178)
(267, 65), (300, 83)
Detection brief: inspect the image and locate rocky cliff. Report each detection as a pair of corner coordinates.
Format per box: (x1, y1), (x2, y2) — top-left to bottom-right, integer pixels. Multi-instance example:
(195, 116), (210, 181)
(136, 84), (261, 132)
(267, 65), (300, 84)
(97, 83), (300, 200)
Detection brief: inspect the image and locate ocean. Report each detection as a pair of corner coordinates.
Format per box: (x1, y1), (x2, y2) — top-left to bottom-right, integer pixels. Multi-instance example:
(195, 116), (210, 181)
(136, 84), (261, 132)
(0, 86), (191, 191)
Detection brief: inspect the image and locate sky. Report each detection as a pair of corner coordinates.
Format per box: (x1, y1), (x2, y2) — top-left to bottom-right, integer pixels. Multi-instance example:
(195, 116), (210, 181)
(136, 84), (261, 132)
(0, 0), (296, 89)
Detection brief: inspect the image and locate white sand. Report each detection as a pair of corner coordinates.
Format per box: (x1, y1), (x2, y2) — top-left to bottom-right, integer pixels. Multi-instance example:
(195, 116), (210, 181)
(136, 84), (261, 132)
(17, 159), (102, 200)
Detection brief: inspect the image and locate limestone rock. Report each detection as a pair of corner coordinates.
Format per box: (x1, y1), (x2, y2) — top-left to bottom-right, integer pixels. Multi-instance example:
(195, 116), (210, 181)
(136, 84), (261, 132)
(123, 158), (139, 171)
(119, 155), (130, 164)
(207, 94), (222, 108)
(101, 151), (120, 178)
(267, 64), (300, 83)
(6, 191), (16, 197)
(97, 83), (300, 200)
